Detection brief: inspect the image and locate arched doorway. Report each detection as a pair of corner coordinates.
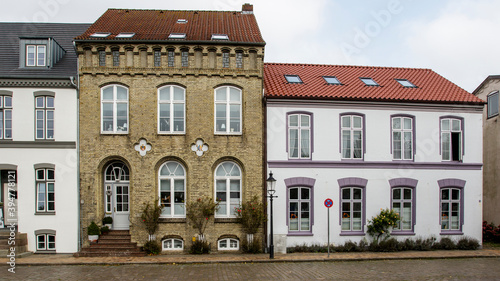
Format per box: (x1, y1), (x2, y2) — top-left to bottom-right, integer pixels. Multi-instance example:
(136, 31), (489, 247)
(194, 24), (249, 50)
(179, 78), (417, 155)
(104, 162), (130, 230)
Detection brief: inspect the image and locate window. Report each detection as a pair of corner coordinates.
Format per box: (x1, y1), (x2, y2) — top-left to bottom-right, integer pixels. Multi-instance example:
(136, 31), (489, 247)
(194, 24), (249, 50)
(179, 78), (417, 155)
(26, 45), (46, 66)
(218, 238), (239, 250)
(154, 50), (161, 67)
(360, 77), (379, 86)
(0, 95), (12, 139)
(181, 50), (189, 67)
(392, 116), (414, 160)
(288, 187), (311, 232)
(438, 179), (465, 234)
(236, 52), (243, 68)
(288, 113), (311, 159)
(440, 117), (463, 161)
(340, 114), (364, 159)
(338, 177), (367, 234)
(98, 50), (106, 66)
(323, 76), (341, 85)
(90, 32), (111, 38)
(215, 162), (241, 218)
(168, 50), (175, 67)
(487, 91), (499, 118)
(392, 187), (413, 231)
(158, 161), (186, 218)
(36, 234), (55, 251)
(116, 32), (135, 38)
(285, 75), (302, 84)
(168, 33), (186, 39)
(162, 238), (183, 250)
(222, 51), (230, 68)
(158, 85), (185, 133)
(215, 86), (241, 134)
(36, 168), (55, 213)
(211, 34), (229, 40)
(177, 19), (188, 24)
(396, 79), (416, 88)
(35, 96), (54, 139)
(112, 50), (120, 66)
(101, 85), (129, 133)
(341, 187), (363, 231)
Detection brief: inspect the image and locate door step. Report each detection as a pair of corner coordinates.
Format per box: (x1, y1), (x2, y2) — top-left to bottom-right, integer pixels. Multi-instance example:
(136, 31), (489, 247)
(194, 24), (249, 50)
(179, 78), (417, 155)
(75, 230), (145, 257)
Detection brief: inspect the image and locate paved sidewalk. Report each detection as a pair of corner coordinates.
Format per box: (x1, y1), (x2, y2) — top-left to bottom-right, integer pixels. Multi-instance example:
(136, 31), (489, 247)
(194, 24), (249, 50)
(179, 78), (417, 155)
(2, 249), (500, 266)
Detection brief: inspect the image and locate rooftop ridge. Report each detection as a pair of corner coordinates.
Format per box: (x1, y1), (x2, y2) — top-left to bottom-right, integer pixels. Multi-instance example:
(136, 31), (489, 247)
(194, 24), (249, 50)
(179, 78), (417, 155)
(264, 62), (432, 72)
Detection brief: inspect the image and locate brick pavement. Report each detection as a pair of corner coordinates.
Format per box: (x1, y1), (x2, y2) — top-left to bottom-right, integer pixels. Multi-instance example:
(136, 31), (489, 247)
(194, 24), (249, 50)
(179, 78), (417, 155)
(1, 248), (500, 266)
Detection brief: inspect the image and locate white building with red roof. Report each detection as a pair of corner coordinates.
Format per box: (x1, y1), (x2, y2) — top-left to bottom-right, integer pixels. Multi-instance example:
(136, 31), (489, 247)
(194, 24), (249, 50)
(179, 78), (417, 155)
(264, 63), (484, 250)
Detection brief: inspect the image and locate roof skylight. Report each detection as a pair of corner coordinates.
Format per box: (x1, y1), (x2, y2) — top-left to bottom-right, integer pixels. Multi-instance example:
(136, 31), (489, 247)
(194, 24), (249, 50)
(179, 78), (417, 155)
(396, 79), (417, 88)
(90, 32), (111, 38)
(168, 33), (186, 39)
(323, 76), (341, 85)
(360, 77), (379, 86)
(177, 19), (188, 23)
(211, 34), (229, 40)
(116, 32), (135, 38)
(285, 75), (303, 84)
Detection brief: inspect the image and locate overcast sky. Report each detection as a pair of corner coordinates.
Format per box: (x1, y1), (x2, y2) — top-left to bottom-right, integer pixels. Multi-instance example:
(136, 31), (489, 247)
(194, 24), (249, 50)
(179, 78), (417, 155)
(1, 0), (498, 92)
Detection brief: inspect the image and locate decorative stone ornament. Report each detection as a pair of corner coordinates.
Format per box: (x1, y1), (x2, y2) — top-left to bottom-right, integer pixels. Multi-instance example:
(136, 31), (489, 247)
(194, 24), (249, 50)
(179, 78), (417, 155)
(134, 138), (152, 156)
(191, 139), (208, 157)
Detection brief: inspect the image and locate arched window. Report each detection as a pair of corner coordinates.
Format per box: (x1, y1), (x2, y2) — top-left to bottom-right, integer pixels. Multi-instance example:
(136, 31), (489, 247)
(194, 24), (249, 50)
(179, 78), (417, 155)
(215, 86), (241, 134)
(158, 161), (186, 217)
(101, 85), (129, 133)
(215, 162), (241, 217)
(162, 238), (184, 250)
(104, 162), (129, 182)
(218, 238), (239, 250)
(158, 85), (185, 134)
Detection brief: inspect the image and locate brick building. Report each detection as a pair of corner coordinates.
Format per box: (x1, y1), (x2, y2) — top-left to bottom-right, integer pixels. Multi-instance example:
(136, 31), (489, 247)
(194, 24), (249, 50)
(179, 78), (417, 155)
(74, 5), (266, 252)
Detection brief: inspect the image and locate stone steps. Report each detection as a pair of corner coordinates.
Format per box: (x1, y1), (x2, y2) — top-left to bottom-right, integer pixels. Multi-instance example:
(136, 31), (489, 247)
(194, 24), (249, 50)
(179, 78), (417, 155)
(75, 230), (145, 257)
(0, 229), (29, 256)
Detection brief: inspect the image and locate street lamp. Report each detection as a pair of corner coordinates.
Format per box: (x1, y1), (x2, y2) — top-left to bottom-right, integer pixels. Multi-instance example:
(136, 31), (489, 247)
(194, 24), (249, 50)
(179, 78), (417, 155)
(266, 172), (277, 259)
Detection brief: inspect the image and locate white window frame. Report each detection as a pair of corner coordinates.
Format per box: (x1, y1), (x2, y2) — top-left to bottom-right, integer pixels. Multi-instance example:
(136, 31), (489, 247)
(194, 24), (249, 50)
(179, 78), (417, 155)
(36, 168), (55, 213)
(35, 96), (54, 140)
(0, 96), (12, 139)
(341, 114), (363, 159)
(158, 161), (186, 218)
(101, 85), (129, 134)
(440, 188), (461, 231)
(214, 162), (242, 218)
(392, 116), (413, 160)
(340, 187), (363, 232)
(288, 186), (311, 232)
(214, 86), (242, 134)
(288, 113), (311, 159)
(162, 238), (184, 250)
(157, 85), (186, 134)
(218, 238), (239, 250)
(26, 45), (46, 66)
(441, 118), (462, 161)
(392, 187), (413, 231)
(36, 234), (56, 251)
(487, 91), (499, 118)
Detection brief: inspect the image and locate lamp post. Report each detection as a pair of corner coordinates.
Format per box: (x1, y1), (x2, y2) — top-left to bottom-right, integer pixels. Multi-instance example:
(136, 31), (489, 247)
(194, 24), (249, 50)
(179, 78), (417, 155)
(266, 172), (277, 259)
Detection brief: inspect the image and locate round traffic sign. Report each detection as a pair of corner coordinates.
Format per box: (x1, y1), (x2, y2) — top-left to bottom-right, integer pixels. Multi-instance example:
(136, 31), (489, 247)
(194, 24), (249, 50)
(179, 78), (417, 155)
(324, 198), (333, 208)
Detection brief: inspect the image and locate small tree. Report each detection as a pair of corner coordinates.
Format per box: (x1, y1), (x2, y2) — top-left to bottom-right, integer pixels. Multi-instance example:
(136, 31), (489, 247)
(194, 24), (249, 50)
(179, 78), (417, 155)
(235, 196), (267, 234)
(367, 208), (400, 241)
(141, 202), (163, 238)
(186, 197), (219, 236)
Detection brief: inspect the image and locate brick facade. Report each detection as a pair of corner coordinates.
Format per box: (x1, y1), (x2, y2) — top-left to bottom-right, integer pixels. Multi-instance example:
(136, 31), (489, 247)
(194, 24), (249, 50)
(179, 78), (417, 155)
(77, 42), (266, 251)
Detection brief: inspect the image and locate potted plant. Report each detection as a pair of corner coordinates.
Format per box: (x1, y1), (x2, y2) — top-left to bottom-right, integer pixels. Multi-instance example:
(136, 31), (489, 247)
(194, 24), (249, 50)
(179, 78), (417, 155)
(87, 221), (100, 242)
(102, 216), (113, 228)
(100, 225), (110, 235)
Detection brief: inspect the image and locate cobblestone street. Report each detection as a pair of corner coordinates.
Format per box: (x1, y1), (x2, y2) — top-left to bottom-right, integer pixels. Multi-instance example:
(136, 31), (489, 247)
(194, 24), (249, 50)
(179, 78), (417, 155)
(2, 258), (500, 281)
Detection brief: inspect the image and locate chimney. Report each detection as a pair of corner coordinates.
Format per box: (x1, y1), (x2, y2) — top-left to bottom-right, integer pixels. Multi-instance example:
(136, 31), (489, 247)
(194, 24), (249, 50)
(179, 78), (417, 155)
(242, 3), (253, 14)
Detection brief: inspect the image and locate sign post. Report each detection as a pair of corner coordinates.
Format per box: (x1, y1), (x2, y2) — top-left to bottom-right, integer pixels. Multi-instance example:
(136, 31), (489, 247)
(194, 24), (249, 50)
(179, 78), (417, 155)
(324, 198), (333, 257)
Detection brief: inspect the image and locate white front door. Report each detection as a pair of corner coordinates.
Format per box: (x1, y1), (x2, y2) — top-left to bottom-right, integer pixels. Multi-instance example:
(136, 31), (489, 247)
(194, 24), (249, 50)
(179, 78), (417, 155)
(105, 184), (130, 230)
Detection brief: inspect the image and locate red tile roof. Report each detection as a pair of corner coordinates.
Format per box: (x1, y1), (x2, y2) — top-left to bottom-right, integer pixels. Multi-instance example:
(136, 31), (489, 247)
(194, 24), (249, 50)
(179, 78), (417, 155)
(75, 8), (265, 44)
(264, 63), (484, 105)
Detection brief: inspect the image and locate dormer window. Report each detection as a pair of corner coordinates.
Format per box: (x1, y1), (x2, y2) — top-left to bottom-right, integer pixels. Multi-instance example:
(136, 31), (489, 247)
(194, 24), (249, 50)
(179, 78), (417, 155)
(211, 34), (229, 40)
(26, 45), (46, 66)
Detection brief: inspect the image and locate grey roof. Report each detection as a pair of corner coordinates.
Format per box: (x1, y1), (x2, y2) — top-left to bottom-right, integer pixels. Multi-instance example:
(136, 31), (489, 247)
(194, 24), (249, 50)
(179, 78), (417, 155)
(0, 23), (90, 79)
